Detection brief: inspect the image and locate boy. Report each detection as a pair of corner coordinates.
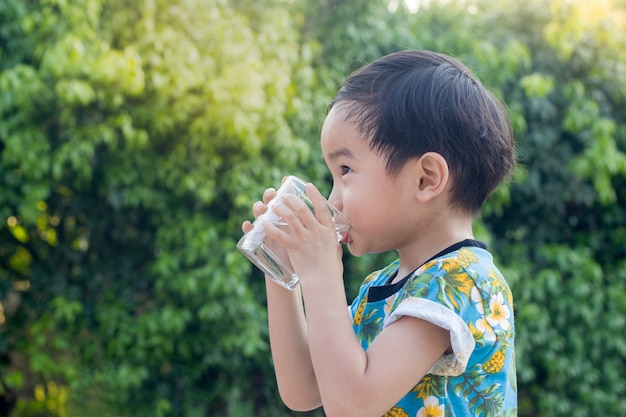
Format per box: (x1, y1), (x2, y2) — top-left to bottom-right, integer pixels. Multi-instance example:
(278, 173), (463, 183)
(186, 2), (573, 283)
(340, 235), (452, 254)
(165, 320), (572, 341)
(242, 50), (517, 417)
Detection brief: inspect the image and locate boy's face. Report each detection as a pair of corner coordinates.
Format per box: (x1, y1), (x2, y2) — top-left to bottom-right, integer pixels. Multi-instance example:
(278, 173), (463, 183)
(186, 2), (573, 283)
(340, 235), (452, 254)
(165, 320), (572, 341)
(321, 106), (422, 256)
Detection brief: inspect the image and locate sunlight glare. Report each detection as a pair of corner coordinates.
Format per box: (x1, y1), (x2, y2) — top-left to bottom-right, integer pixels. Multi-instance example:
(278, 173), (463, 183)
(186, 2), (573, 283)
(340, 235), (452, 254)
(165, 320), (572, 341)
(404, 0), (424, 13)
(389, 0), (428, 13)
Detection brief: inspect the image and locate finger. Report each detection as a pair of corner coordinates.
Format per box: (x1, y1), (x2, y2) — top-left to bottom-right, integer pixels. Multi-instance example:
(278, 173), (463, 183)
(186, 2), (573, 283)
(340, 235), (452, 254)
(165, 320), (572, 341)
(242, 220), (254, 233)
(252, 201), (267, 217)
(280, 194), (315, 228)
(305, 183), (333, 226)
(263, 221), (293, 248)
(262, 187), (277, 205)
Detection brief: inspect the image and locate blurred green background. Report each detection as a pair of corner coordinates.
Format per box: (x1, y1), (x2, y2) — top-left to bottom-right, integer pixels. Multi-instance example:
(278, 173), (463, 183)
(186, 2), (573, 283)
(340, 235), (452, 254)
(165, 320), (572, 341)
(1, 0), (625, 415)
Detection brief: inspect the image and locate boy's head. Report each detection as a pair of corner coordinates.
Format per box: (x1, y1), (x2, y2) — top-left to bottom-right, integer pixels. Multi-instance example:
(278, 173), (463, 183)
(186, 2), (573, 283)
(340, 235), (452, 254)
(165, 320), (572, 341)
(328, 50), (515, 215)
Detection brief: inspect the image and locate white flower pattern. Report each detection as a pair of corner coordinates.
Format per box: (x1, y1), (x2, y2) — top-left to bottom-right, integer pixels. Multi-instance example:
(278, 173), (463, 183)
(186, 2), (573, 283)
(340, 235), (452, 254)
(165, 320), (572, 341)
(487, 293), (511, 330)
(417, 396), (444, 417)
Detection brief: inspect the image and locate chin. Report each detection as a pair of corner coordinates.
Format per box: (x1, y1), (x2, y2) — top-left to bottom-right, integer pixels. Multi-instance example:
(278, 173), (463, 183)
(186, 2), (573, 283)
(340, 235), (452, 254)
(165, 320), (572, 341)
(345, 244), (365, 257)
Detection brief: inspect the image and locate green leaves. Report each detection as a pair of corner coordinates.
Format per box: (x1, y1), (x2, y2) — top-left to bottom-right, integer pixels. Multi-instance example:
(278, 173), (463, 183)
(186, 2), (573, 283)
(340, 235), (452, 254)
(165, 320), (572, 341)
(520, 73), (556, 99)
(1, 0), (307, 414)
(1, 0), (625, 416)
(512, 245), (622, 417)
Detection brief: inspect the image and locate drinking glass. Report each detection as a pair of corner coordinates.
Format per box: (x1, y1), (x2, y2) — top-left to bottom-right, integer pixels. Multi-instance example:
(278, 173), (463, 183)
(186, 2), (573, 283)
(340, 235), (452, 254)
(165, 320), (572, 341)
(237, 176), (349, 289)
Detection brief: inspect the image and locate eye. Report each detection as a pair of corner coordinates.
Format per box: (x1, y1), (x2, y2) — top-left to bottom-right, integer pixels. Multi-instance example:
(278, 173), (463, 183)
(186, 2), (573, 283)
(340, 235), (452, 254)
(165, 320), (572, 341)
(340, 165), (352, 175)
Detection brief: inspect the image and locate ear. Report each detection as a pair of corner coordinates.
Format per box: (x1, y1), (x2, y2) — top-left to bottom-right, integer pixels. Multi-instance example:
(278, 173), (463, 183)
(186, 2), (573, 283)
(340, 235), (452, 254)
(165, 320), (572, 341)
(414, 152), (449, 202)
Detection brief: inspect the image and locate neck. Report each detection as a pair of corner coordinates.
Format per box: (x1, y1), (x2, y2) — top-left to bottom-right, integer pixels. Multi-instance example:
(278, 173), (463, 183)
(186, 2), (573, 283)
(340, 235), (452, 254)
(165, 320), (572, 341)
(395, 211), (475, 279)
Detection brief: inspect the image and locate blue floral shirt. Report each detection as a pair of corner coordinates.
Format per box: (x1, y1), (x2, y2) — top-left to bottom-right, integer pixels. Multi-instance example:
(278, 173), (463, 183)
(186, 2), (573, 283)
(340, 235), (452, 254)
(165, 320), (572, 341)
(349, 242), (517, 416)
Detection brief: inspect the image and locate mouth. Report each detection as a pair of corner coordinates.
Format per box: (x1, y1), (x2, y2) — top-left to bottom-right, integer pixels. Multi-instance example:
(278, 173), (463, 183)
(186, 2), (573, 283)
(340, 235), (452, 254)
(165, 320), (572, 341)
(340, 232), (351, 245)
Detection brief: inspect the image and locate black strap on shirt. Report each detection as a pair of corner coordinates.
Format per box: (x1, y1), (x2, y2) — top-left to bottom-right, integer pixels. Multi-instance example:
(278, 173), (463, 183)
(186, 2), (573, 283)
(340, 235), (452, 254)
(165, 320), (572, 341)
(367, 239), (486, 302)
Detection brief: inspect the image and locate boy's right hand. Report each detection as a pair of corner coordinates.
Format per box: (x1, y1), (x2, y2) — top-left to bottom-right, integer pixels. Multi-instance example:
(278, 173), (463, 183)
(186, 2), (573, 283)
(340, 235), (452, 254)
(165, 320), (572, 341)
(241, 187), (278, 233)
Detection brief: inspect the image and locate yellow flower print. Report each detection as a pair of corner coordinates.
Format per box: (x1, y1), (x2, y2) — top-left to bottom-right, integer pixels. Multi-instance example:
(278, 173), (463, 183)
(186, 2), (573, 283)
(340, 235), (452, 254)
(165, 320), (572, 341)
(488, 268), (499, 282)
(353, 296), (368, 325)
(488, 269), (505, 290)
(468, 321), (482, 340)
(383, 406), (409, 417)
(443, 270), (474, 306)
(486, 292), (511, 330)
(440, 258), (461, 273)
(483, 349), (506, 374)
(363, 270), (379, 284)
(417, 396), (444, 417)
(421, 259), (438, 272)
(412, 374), (439, 400)
(457, 248), (478, 268)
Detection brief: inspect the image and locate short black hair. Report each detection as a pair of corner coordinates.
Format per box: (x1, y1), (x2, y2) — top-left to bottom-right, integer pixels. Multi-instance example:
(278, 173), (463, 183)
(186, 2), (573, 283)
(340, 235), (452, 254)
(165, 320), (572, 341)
(328, 50), (516, 215)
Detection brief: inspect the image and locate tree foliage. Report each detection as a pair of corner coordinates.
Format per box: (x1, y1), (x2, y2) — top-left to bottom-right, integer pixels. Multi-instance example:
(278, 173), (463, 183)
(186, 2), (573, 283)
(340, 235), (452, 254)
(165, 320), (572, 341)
(1, 0), (315, 415)
(480, 1), (626, 415)
(1, 0), (625, 416)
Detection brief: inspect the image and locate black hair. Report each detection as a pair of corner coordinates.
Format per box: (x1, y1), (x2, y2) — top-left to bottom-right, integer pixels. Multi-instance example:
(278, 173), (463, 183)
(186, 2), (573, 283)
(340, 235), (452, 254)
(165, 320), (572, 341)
(328, 50), (516, 215)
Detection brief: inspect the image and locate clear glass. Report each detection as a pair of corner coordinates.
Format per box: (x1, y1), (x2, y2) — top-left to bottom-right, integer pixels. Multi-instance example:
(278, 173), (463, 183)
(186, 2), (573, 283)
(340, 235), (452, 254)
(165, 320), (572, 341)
(237, 176), (350, 290)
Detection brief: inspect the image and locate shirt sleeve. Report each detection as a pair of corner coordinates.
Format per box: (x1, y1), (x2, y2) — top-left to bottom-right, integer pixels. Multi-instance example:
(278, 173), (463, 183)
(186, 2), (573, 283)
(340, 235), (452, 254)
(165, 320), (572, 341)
(383, 297), (475, 376)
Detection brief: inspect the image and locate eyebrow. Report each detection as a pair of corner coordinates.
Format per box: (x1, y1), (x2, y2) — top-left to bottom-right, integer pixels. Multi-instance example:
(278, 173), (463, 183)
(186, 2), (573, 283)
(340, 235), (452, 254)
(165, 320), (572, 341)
(325, 148), (355, 161)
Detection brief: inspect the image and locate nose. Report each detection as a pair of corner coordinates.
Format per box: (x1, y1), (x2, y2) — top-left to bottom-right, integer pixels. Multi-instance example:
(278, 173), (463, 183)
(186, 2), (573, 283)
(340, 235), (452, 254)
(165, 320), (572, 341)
(328, 186), (342, 211)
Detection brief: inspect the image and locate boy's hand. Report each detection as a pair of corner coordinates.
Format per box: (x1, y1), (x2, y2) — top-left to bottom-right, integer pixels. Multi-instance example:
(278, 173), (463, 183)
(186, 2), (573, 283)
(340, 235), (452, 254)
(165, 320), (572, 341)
(241, 186), (278, 233)
(264, 183), (343, 286)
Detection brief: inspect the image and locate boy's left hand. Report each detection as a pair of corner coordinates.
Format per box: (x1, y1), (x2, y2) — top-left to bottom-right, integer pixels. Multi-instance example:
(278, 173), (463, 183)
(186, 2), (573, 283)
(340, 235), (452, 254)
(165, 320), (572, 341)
(264, 183), (344, 286)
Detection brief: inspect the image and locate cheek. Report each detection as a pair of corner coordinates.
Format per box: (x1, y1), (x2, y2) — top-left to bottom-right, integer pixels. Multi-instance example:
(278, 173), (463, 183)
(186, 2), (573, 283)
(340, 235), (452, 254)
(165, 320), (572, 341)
(344, 191), (385, 232)
(354, 185), (408, 231)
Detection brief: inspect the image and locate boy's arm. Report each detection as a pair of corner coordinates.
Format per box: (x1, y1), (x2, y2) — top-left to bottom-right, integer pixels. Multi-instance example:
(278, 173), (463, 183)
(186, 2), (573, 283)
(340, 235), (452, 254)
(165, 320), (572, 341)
(301, 276), (450, 417)
(265, 278), (322, 411)
(241, 186), (323, 411)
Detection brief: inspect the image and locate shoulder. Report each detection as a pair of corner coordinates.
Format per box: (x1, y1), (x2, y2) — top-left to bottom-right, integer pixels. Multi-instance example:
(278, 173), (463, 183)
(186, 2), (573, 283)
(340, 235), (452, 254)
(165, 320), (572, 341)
(406, 247), (507, 292)
(400, 247), (514, 331)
